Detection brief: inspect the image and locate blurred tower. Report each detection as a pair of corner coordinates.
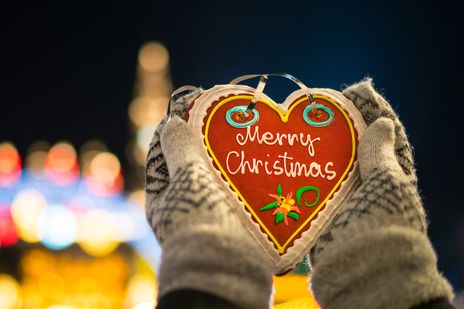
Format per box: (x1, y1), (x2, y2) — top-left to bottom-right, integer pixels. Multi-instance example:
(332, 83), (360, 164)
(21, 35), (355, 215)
(126, 41), (173, 191)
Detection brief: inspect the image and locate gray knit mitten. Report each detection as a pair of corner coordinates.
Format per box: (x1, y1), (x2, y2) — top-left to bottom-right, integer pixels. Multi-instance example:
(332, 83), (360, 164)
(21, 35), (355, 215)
(145, 94), (273, 309)
(308, 79), (454, 309)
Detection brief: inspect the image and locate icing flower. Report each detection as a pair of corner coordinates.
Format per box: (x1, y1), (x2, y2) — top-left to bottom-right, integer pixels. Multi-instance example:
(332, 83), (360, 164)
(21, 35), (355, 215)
(269, 191), (300, 226)
(259, 184), (301, 225)
(259, 184), (322, 226)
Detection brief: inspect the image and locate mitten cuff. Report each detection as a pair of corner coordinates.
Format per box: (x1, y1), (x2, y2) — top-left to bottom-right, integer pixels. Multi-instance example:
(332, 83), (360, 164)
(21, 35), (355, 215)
(158, 225), (273, 309)
(310, 225), (454, 309)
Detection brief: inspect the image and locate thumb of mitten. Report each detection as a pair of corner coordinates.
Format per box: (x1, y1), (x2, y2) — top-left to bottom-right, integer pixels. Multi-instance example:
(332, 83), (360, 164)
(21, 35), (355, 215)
(358, 117), (403, 180)
(160, 116), (203, 176)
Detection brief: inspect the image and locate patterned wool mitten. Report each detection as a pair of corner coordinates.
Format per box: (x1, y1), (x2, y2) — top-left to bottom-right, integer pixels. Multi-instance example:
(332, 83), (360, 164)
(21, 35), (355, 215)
(308, 80), (454, 309)
(145, 94), (273, 309)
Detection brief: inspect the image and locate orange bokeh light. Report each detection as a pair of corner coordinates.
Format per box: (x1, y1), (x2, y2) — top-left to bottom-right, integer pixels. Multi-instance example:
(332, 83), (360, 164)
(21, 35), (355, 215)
(138, 42), (169, 73)
(44, 142), (79, 185)
(85, 152), (123, 196)
(0, 142), (22, 186)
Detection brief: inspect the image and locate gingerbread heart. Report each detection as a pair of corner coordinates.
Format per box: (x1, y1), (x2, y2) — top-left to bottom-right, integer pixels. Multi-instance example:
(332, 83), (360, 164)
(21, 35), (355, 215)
(187, 83), (366, 274)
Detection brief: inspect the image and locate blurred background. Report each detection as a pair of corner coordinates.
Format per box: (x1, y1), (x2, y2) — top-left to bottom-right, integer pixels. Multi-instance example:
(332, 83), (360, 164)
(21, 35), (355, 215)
(0, 1), (463, 308)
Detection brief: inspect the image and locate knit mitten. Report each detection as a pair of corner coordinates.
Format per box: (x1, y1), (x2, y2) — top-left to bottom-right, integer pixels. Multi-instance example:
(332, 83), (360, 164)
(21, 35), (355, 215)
(145, 94), (273, 309)
(308, 79), (454, 309)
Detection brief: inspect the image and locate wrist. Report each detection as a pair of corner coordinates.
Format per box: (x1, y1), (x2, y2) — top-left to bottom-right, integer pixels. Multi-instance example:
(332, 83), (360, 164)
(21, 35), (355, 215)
(310, 225), (453, 309)
(158, 224), (273, 309)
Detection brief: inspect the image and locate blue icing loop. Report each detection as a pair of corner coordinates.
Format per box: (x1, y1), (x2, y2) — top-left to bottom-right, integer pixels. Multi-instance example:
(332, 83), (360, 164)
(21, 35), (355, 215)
(303, 104), (334, 127)
(225, 105), (260, 128)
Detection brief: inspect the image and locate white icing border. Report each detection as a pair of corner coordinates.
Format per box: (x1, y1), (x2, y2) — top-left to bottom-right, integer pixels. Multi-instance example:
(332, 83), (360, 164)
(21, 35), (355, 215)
(187, 85), (367, 274)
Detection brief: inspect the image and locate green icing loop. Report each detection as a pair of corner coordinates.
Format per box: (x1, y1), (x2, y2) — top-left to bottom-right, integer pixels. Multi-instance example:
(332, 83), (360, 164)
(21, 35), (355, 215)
(296, 186), (320, 207)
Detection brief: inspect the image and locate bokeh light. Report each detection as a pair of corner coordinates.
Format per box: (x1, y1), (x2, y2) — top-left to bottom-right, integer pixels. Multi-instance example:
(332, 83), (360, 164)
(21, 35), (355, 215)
(79, 140), (107, 175)
(129, 97), (167, 127)
(133, 302), (155, 309)
(0, 205), (19, 247)
(112, 211), (136, 242)
(26, 150), (48, 173)
(273, 275), (318, 306)
(77, 209), (120, 257)
(0, 141), (21, 187)
(44, 142), (79, 186)
(128, 190), (145, 211)
(136, 41), (172, 100)
(138, 41), (169, 74)
(136, 124), (157, 154)
(11, 189), (48, 243)
(0, 274), (22, 309)
(128, 141), (147, 167)
(125, 274), (157, 308)
(38, 272), (65, 300)
(38, 204), (77, 250)
(85, 152), (123, 196)
(19, 248), (130, 308)
(25, 141), (50, 173)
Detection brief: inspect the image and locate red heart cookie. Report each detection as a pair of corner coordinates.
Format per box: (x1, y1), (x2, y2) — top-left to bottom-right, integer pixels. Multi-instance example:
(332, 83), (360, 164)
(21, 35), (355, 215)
(187, 85), (366, 273)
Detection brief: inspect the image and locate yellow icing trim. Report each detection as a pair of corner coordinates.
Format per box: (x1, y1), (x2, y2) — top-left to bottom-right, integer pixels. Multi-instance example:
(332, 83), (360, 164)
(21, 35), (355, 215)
(204, 94), (356, 254)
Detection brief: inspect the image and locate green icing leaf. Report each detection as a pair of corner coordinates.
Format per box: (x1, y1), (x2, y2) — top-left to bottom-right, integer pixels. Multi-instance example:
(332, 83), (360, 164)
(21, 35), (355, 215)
(275, 212), (284, 224)
(276, 184), (282, 196)
(296, 186), (321, 207)
(287, 212), (299, 220)
(259, 201), (279, 211)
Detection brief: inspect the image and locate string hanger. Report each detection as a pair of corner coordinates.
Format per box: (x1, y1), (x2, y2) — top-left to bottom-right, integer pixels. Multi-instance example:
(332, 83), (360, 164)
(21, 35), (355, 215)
(230, 73), (318, 119)
(166, 73), (319, 121)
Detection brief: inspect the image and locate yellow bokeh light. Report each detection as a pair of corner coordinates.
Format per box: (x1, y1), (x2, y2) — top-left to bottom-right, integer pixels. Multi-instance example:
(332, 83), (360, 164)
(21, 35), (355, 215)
(133, 302), (156, 309)
(11, 189), (47, 243)
(19, 248), (129, 308)
(77, 209), (120, 257)
(128, 97), (167, 127)
(273, 297), (319, 309)
(136, 77), (172, 99)
(272, 275), (319, 308)
(20, 249), (55, 279)
(125, 274), (157, 308)
(138, 41), (169, 73)
(0, 273), (21, 309)
(38, 272), (65, 300)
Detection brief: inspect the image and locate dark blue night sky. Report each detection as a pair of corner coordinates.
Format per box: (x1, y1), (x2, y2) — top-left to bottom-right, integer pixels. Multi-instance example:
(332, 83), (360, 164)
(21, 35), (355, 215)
(1, 0), (463, 290)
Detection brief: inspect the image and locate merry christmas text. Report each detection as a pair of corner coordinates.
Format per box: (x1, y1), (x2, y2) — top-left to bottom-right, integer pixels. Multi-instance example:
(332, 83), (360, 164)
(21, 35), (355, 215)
(225, 126), (337, 180)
